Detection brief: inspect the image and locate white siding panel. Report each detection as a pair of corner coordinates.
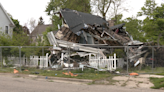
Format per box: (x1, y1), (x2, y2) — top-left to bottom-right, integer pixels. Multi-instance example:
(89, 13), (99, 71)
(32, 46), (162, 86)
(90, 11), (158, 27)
(0, 6), (13, 37)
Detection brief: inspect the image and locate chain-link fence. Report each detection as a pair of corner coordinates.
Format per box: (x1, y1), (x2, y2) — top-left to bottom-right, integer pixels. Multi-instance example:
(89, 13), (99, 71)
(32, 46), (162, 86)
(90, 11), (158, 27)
(0, 46), (50, 72)
(0, 46), (164, 74)
(124, 46), (164, 74)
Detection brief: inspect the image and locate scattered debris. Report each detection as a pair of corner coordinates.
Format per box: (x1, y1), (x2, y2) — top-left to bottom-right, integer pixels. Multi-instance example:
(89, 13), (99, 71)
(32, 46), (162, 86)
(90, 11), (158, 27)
(24, 69), (29, 71)
(129, 72), (139, 76)
(31, 72), (39, 74)
(115, 71), (120, 74)
(46, 8), (158, 72)
(14, 69), (19, 74)
(62, 72), (78, 77)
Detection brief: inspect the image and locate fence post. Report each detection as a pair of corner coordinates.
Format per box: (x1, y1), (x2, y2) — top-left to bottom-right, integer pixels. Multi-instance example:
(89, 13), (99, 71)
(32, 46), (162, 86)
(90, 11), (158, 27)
(68, 45), (70, 72)
(114, 53), (116, 70)
(0, 47), (2, 69)
(152, 47), (154, 73)
(19, 46), (21, 72)
(42, 47), (44, 68)
(126, 46), (129, 74)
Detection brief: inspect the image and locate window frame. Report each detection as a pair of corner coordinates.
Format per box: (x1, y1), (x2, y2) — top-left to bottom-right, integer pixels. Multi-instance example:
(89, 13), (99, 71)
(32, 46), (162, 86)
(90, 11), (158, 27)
(5, 26), (8, 34)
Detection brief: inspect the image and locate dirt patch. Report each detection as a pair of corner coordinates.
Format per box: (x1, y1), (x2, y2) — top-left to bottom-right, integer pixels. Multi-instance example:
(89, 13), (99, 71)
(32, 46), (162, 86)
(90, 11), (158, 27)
(94, 80), (109, 84)
(112, 74), (164, 89)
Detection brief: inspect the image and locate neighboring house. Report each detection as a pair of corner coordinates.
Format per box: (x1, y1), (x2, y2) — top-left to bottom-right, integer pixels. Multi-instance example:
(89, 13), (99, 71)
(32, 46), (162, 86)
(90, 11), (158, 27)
(30, 24), (53, 44)
(22, 26), (30, 36)
(0, 3), (15, 37)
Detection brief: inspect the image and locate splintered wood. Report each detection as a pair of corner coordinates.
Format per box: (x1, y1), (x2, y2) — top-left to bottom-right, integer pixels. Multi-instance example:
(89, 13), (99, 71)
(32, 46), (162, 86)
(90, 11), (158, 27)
(55, 24), (131, 46)
(55, 27), (80, 43)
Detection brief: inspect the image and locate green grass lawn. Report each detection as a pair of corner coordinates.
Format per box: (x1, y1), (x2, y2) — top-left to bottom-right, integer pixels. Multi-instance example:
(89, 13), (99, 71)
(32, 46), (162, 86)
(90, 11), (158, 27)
(0, 67), (116, 80)
(150, 77), (164, 89)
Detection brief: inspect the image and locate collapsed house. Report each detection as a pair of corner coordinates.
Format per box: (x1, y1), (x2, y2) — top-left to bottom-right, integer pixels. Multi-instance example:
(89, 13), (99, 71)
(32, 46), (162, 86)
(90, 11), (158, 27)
(47, 9), (147, 71)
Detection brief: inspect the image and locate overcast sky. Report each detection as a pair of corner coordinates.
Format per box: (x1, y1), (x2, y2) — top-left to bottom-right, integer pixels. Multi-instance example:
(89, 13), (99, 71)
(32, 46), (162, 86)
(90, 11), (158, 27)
(0, 0), (163, 26)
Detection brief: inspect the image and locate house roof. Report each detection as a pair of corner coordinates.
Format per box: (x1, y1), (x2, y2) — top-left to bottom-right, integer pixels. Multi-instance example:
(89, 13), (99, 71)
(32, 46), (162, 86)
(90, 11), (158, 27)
(59, 9), (108, 33)
(30, 24), (53, 36)
(22, 26), (30, 34)
(0, 3), (15, 27)
(109, 23), (125, 30)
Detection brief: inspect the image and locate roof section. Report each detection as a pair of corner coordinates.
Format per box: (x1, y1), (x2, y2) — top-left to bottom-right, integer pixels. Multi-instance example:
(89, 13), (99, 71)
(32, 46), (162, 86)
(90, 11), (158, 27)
(0, 3), (15, 27)
(60, 9), (108, 33)
(30, 24), (53, 36)
(109, 23), (125, 30)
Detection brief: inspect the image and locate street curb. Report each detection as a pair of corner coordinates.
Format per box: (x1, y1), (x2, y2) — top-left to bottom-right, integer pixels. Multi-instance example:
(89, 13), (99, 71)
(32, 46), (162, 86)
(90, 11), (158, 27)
(0, 73), (92, 83)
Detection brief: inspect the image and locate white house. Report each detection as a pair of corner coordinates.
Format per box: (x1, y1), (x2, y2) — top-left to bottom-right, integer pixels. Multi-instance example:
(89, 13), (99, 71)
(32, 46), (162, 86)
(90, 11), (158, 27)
(0, 3), (15, 37)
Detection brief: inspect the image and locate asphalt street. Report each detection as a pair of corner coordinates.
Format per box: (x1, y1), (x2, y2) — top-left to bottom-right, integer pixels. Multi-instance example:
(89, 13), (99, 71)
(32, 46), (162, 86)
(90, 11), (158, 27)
(0, 75), (163, 92)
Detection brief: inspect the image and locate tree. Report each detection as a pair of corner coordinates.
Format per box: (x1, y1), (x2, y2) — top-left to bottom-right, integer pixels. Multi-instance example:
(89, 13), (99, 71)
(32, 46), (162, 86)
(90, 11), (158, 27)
(11, 18), (23, 33)
(45, 0), (91, 30)
(137, 0), (156, 19)
(28, 18), (37, 33)
(137, 0), (164, 46)
(111, 14), (145, 42)
(111, 0), (128, 23)
(111, 14), (123, 25)
(11, 31), (31, 46)
(0, 32), (12, 46)
(92, 0), (112, 20)
(150, 4), (164, 46)
(7, 13), (23, 34)
(92, 0), (129, 20)
(64, 0), (91, 13)
(123, 17), (146, 42)
(45, 0), (91, 15)
(38, 16), (44, 25)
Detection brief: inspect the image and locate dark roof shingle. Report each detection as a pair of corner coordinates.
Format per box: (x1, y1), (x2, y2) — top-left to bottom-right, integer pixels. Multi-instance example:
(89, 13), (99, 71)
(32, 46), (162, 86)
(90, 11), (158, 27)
(60, 9), (108, 33)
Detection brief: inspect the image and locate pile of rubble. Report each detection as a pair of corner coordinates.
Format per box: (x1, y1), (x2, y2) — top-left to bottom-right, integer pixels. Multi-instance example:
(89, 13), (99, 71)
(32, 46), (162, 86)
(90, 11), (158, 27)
(46, 9), (155, 71)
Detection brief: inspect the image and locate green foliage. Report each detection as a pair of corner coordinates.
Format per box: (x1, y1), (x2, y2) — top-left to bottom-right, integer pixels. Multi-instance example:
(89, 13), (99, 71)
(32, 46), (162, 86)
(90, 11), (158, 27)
(114, 49), (125, 58)
(51, 15), (62, 30)
(64, 0), (91, 13)
(123, 17), (146, 42)
(0, 32), (12, 46)
(45, 0), (91, 15)
(111, 14), (123, 25)
(12, 31), (31, 46)
(155, 4), (164, 18)
(111, 14), (146, 42)
(42, 26), (54, 46)
(0, 31), (32, 57)
(10, 17), (23, 34)
(137, 0), (156, 18)
(45, 0), (91, 31)
(137, 0), (164, 45)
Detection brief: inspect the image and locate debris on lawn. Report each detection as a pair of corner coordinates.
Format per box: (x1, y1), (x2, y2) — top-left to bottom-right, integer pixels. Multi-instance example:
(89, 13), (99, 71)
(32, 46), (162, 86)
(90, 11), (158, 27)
(14, 69), (19, 74)
(62, 72), (78, 77)
(24, 69), (29, 71)
(31, 72), (39, 74)
(129, 72), (139, 76)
